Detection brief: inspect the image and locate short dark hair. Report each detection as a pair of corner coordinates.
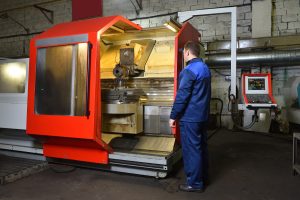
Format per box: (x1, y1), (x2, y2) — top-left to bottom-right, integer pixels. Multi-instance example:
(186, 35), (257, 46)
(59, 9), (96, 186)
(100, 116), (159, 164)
(184, 41), (200, 57)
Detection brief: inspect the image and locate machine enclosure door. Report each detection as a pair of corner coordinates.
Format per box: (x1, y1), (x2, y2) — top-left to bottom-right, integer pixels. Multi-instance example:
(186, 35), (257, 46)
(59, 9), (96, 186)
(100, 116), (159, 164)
(27, 16), (141, 164)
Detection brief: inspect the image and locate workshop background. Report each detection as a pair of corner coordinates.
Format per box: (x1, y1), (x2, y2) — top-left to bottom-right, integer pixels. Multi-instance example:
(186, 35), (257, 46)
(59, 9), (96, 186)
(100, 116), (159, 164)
(1, 0), (300, 131)
(1, 1), (300, 200)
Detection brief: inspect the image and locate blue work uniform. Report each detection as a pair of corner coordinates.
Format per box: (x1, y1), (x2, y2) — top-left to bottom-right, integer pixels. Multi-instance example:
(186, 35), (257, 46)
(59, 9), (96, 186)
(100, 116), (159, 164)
(170, 58), (211, 189)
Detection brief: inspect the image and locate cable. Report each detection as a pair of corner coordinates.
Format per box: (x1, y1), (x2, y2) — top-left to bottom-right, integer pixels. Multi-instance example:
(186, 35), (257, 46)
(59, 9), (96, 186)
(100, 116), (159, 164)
(0, 31), (42, 40)
(208, 98), (223, 140)
(129, 0), (139, 15)
(228, 86), (239, 101)
(228, 90), (257, 130)
(211, 97), (223, 128)
(129, 12), (178, 21)
(232, 114), (258, 130)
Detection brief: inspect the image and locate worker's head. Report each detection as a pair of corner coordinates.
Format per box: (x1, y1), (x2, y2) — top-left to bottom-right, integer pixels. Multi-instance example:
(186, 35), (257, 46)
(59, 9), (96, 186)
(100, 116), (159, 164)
(183, 41), (200, 62)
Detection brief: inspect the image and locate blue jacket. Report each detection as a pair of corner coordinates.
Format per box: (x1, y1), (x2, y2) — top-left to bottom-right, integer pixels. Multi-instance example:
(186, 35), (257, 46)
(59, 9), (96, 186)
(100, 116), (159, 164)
(170, 58), (211, 122)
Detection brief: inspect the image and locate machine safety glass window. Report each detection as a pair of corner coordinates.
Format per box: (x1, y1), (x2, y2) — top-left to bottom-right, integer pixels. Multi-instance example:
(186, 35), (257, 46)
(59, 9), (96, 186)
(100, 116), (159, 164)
(0, 62), (26, 93)
(35, 43), (88, 116)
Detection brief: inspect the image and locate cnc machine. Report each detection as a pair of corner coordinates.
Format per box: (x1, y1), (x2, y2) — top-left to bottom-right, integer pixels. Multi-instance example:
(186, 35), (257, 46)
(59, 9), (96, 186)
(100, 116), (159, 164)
(26, 16), (200, 177)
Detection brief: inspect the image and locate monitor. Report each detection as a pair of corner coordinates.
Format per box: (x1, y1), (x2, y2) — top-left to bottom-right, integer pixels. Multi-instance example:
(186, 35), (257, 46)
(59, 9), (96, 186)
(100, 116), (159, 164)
(245, 76), (269, 94)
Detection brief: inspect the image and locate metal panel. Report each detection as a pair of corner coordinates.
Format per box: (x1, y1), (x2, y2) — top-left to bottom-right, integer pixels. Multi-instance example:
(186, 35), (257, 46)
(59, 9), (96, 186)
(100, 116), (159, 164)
(120, 48), (134, 65)
(109, 165), (161, 177)
(0, 150), (45, 161)
(102, 102), (143, 134)
(36, 34), (88, 47)
(243, 109), (271, 133)
(0, 103), (27, 129)
(159, 107), (172, 135)
(106, 148), (182, 178)
(144, 106), (160, 134)
(131, 39), (156, 70)
(133, 136), (175, 153)
(0, 58), (29, 130)
(0, 129), (42, 154)
(0, 144), (43, 154)
(144, 106), (172, 135)
(109, 152), (168, 165)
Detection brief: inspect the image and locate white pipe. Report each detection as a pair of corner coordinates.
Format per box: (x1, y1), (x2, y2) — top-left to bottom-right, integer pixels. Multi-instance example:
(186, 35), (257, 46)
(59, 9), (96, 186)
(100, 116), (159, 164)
(178, 7), (237, 96)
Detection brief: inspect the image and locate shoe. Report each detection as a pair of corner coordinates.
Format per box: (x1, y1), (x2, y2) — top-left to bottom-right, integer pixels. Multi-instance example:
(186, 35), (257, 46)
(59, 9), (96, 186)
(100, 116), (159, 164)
(178, 184), (204, 193)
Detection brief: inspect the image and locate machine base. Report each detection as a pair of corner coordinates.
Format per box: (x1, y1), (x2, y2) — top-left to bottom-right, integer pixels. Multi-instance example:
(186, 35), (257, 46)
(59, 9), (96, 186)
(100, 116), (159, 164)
(47, 147), (182, 178)
(0, 130), (182, 178)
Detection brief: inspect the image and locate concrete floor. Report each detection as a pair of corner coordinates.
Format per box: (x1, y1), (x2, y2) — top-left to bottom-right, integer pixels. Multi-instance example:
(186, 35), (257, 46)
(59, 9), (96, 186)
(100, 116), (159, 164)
(0, 129), (300, 200)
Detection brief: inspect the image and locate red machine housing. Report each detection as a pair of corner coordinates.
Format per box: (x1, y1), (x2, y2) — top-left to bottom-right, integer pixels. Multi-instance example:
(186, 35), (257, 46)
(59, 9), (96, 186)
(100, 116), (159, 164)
(27, 16), (200, 164)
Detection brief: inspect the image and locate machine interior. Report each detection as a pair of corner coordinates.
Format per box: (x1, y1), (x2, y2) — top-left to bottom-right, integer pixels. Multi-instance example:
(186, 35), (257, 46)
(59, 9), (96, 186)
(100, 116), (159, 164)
(99, 26), (178, 156)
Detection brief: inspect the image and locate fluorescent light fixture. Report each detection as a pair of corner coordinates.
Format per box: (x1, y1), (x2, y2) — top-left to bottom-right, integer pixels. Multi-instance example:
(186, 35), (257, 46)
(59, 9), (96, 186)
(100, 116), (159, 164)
(164, 23), (178, 32)
(164, 18), (182, 33)
(110, 25), (125, 33)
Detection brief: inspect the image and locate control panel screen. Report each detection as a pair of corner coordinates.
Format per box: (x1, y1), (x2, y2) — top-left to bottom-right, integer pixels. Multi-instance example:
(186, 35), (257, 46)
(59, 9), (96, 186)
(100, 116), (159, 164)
(248, 78), (266, 90)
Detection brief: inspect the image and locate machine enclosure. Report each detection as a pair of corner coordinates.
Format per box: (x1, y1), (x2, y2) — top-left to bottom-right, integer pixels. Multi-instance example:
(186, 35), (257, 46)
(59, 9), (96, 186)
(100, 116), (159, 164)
(26, 16), (200, 164)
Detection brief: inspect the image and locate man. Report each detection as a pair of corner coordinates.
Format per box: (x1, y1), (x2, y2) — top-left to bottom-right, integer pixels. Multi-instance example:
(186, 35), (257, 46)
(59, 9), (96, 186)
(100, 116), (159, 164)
(169, 41), (211, 193)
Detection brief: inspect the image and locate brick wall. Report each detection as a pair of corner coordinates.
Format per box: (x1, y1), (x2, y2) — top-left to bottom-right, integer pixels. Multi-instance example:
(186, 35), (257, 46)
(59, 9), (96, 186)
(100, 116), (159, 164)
(0, 0), (299, 130)
(103, 0), (300, 41)
(0, 0), (71, 58)
(0, 0), (299, 57)
(103, 0), (253, 41)
(272, 0), (300, 36)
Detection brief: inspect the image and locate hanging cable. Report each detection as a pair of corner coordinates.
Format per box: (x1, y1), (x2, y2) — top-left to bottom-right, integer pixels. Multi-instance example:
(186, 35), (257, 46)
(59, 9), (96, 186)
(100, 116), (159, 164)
(129, 0), (139, 15)
(211, 97), (223, 128)
(228, 90), (258, 130)
(208, 98), (224, 140)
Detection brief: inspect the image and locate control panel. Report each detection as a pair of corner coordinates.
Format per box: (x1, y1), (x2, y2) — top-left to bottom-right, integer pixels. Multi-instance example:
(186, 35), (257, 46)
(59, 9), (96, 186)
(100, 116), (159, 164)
(242, 73), (277, 108)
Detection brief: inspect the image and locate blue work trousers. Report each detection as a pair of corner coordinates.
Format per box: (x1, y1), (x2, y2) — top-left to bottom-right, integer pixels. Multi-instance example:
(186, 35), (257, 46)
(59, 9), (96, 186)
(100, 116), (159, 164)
(179, 121), (208, 189)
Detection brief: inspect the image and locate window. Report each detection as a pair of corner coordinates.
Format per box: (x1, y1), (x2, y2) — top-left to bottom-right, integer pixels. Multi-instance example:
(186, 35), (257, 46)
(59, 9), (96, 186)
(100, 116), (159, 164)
(0, 62), (26, 93)
(35, 43), (88, 116)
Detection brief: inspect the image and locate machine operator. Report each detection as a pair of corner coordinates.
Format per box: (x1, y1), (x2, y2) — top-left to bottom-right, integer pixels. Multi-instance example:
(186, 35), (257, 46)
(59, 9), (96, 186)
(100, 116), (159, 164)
(169, 41), (211, 193)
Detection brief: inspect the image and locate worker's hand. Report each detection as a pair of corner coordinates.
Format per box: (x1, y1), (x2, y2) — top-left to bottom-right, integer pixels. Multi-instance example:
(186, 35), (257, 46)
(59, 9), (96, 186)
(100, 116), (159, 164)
(169, 119), (176, 128)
